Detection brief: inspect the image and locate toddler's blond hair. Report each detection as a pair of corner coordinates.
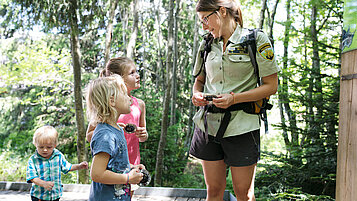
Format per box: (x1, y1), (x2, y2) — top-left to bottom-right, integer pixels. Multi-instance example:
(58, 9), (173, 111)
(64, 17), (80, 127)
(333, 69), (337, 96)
(86, 74), (128, 125)
(33, 126), (59, 146)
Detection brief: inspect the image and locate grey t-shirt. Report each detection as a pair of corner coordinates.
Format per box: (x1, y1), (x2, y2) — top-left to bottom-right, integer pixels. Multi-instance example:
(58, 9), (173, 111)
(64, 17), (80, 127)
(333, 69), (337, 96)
(89, 123), (131, 201)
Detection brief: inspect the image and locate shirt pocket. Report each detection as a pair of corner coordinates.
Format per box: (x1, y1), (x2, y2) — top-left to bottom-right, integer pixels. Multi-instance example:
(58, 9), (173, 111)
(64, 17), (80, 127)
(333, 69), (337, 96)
(228, 54), (251, 63)
(226, 54), (253, 80)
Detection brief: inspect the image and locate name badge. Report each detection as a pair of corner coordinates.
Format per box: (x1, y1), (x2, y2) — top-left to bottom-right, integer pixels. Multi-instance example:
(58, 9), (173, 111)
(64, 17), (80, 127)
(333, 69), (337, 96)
(227, 46), (248, 55)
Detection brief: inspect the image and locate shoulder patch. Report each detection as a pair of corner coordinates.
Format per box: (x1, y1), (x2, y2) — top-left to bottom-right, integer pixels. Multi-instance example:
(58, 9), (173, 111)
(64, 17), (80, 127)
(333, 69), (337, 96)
(258, 43), (274, 61)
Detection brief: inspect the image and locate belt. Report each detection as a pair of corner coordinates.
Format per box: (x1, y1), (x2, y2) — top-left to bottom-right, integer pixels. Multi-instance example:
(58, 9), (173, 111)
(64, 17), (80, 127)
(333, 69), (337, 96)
(203, 103), (250, 144)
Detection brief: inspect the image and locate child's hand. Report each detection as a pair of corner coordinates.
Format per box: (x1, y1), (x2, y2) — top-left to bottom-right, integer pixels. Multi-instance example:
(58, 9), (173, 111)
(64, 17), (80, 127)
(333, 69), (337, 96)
(79, 161), (89, 169)
(135, 127), (148, 141)
(132, 164), (146, 170)
(128, 167), (143, 184)
(43, 181), (54, 191)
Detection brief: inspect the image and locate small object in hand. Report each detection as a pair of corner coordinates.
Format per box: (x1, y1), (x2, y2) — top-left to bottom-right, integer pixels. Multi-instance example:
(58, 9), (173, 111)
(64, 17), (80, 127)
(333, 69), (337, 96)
(204, 94), (218, 101)
(124, 124), (137, 133)
(139, 169), (151, 186)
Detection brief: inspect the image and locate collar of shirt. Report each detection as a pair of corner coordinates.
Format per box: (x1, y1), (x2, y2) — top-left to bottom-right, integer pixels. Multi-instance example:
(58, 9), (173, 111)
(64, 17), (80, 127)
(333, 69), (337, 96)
(227, 24), (243, 45)
(34, 148), (60, 160)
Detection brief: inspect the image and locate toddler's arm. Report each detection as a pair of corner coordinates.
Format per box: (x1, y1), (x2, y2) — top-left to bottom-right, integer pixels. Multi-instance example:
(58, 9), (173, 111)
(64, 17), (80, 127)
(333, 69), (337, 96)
(70, 161), (89, 171)
(91, 152), (143, 184)
(31, 178), (54, 191)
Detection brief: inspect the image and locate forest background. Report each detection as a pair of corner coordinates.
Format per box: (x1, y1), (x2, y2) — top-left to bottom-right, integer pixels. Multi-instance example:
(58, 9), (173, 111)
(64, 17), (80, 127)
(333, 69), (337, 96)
(0, 0), (343, 200)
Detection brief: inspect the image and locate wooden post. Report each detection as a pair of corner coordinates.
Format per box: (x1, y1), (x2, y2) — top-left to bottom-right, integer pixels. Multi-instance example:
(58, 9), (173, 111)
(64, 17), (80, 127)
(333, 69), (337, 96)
(336, 50), (357, 200)
(336, 1), (357, 199)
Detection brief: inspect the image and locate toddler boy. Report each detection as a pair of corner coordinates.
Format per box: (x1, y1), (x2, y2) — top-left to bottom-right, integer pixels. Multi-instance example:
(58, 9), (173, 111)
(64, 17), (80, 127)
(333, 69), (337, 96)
(26, 125), (88, 201)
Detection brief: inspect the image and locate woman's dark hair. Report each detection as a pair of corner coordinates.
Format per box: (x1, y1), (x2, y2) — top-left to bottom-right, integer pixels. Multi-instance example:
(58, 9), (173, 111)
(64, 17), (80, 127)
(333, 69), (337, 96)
(196, 0), (243, 27)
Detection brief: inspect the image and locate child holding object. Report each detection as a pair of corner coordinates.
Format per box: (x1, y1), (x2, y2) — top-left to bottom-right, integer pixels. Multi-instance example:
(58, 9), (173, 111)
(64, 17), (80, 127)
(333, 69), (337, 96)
(86, 74), (145, 201)
(26, 126), (88, 201)
(86, 57), (148, 167)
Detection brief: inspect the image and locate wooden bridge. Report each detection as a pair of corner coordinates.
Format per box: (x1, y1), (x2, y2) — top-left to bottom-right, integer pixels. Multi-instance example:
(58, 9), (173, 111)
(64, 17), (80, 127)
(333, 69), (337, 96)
(0, 181), (236, 201)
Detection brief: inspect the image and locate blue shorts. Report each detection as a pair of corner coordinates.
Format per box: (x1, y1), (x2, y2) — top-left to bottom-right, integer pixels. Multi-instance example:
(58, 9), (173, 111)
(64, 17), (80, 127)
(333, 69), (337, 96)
(189, 127), (260, 167)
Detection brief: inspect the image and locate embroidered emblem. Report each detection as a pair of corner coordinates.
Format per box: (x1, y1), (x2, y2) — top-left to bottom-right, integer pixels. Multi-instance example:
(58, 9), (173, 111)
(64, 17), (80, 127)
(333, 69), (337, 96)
(228, 46), (248, 55)
(258, 43), (274, 61)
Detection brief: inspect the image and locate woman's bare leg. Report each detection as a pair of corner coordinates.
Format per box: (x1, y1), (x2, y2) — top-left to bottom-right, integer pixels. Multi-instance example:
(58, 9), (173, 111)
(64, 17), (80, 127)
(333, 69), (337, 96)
(230, 163), (256, 201)
(201, 160), (227, 201)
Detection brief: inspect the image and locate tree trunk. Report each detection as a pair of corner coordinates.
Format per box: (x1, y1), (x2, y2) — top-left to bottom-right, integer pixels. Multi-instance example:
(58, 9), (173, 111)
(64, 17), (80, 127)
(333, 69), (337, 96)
(69, 0), (88, 184)
(104, 0), (119, 65)
(155, 0), (163, 93)
(126, 0), (139, 59)
(258, 0), (267, 29)
(141, 17), (146, 97)
(185, 16), (199, 159)
(154, 0), (174, 187)
(310, 5), (322, 141)
(170, 0), (180, 126)
(304, 2), (313, 146)
(279, 0), (294, 155)
(121, 7), (128, 56)
(268, 0), (279, 45)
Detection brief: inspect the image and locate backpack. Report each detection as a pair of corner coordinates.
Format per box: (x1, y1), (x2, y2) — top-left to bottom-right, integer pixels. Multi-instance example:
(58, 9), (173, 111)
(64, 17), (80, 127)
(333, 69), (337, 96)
(194, 29), (273, 133)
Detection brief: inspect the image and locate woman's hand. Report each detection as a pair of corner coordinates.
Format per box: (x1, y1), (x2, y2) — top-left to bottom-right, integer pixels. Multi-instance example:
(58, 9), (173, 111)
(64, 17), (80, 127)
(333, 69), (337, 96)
(192, 92), (208, 107)
(212, 93), (234, 109)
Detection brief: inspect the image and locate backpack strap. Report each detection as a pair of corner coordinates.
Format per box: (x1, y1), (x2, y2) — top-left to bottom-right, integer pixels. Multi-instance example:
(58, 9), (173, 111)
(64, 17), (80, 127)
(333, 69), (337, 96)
(245, 28), (262, 86)
(193, 33), (214, 78)
(244, 28), (272, 134)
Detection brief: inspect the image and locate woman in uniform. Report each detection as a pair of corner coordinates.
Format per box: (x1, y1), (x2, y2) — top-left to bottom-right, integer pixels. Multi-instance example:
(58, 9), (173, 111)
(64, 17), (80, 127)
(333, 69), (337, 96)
(190, 0), (279, 200)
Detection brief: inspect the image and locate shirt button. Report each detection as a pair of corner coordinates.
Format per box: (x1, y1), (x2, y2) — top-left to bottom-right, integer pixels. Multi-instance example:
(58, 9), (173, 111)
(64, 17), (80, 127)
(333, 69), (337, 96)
(220, 66), (222, 70)
(239, 57), (242, 60)
(220, 81), (223, 84)
(218, 119), (220, 122)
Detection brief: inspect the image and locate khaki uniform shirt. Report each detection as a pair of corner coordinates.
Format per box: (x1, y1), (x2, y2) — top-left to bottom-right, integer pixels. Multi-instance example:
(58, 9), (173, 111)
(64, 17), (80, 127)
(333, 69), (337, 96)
(193, 26), (279, 138)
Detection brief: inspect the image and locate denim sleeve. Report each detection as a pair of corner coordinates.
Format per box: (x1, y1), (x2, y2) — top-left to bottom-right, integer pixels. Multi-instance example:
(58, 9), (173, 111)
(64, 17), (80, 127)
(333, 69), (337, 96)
(91, 128), (116, 157)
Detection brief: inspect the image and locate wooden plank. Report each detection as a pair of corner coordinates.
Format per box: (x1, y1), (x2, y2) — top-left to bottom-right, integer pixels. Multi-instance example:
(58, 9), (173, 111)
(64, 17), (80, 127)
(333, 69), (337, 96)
(175, 197), (189, 201)
(336, 49), (357, 201)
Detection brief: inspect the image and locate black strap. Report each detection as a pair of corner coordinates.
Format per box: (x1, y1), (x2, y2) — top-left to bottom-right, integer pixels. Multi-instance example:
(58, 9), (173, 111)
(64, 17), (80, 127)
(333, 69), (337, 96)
(215, 111), (231, 142)
(206, 102), (249, 113)
(204, 103), (249, 143)
(246, 29), (270, 134)
(342, 73), (357, 81)
(245, 29), (261, 86)
(193, 33), (214, 78)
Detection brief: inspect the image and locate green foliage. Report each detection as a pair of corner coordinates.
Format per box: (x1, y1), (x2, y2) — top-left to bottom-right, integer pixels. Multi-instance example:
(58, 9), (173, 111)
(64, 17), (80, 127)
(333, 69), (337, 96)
(255, 152), (336, 199)
(0, 35), (79, 155)
(0, 0), (343, 199)
(135, 85), (193, 187)
(0, 150), (29, 182)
